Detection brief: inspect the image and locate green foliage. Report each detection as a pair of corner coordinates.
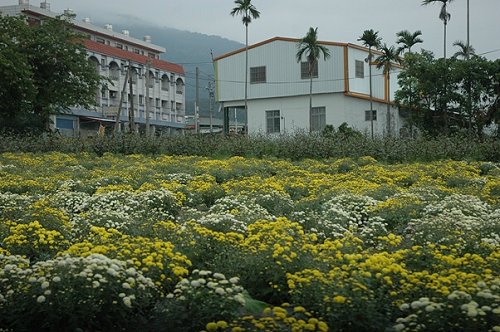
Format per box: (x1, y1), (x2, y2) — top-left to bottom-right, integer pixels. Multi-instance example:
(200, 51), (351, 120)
(396, 51), (499, 136)
(0, 15), (102, 132)
(1, 132), (499, 162)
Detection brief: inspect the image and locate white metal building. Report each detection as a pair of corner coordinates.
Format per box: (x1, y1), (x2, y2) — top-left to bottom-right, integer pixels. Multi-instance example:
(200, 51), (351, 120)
(214, 37), (405, 136)
(1, 1), (186, 136)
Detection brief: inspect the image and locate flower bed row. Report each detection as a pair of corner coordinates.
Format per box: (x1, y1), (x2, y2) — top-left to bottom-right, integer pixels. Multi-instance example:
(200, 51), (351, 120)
(0, 152), (499, 331)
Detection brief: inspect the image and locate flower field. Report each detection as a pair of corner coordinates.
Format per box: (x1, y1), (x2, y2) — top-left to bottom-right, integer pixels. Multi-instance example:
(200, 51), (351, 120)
(0, 152), (499, 331)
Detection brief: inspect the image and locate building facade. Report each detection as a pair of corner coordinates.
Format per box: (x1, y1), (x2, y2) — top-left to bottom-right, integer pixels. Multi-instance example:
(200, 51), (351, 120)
(1, 1), (186, 136)
(214, 37), (406, 136)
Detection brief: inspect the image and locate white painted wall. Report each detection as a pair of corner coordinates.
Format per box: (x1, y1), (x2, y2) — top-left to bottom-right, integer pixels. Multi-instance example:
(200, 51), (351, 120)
(217, 39), (345, 101)
(226, 93), (401, 136)
(216, 38), (404, 136)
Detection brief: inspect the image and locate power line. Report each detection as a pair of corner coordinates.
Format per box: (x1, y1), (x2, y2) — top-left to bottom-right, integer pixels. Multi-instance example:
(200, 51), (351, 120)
(478, 48), (500, 56)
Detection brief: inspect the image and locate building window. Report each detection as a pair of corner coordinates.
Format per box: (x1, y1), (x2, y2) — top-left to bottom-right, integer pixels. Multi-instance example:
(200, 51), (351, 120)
(310, 106), (326, 131)
(96, 37), (105, 44)
(110, 91), (117, 99)
(109, 62), (120, 80)
(133, 48), (140, 54)
(355, 60), (364, 78)
(365, 110), (377, 121)
(131, 70), (138, 84)
(56, 118), (74, 130)
(266, 110), (280, 133)
(250, 66), (266, 84)
(147, 73), (155, 88)
(116, 43), (123, 49)
(155, 98), (160, 108)
(139, 95), (144, 105)
(161, 75), (169, 91)
(176, 79), (184, 94)
(100, 57), (107, 70)
(301, 61), (318, 79)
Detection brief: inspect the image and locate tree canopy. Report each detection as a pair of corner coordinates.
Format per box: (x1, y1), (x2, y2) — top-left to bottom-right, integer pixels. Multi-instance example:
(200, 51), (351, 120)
(395, 50), (499, 137)
(0, 15), (102, 132)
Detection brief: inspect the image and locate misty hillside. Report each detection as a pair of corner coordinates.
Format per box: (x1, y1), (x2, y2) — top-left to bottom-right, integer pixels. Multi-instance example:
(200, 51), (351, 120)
(94, 21), (244, 116)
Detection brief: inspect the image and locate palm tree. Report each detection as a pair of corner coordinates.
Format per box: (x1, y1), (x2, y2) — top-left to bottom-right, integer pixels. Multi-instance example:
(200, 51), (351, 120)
(453, 40), (476, 133)
(230, 0), (260, 134)
(358, 29), (382, 139)
(452, 40), (476, 59)
(422, 0), (454, 60)
(423, 0), (454, 134)
(396, 30), (423, 54)
(296, 27), (331, 131)
(375, 44), (401, 137)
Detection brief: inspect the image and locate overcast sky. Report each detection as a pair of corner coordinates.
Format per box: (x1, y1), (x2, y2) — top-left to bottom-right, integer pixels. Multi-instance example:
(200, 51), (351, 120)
(9, 0), (500, 59)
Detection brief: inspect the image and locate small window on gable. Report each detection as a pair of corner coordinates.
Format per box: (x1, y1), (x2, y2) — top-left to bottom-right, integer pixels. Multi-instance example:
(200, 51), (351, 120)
(301, 61), (318, 79)
(355, 60), (365, 79)
(250, 66), (266, 84)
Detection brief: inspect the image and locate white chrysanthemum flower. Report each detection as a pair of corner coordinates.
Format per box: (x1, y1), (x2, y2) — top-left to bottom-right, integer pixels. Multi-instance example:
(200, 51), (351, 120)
(215, 287), (226, 295)
(213, 273), (225, 280)
(36, 295), (46, 303)
(52, 276), (61, 283)
(122, 296), (132, 308)
(399, 303), (410, 311)
(393, 323), (405, 332)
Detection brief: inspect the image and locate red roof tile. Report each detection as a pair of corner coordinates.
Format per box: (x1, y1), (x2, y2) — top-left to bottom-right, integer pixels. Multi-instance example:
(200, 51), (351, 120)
(83, 39), (184, 75)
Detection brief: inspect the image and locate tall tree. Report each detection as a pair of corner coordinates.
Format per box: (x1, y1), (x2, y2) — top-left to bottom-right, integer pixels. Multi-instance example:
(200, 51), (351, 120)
(230, 0), (260, 134)
(358, 29), (382, 138)
(453, 40), (476, 132)
(396, 30), (423, 54)
(375, 44), (401, 136)
(0, 15), (102, 132)
(422, 0), (454, 60)
(452, 40), (476, 59)
(296, 27), (331, 132)
(396, 30), (423, 136)
(422, 0), (454, 133)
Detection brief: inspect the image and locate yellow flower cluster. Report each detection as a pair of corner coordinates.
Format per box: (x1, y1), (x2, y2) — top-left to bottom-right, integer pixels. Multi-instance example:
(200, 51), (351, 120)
(64, 226), (191, 289)
(3, 220), (69, 257)
(203, 304), (328, 332)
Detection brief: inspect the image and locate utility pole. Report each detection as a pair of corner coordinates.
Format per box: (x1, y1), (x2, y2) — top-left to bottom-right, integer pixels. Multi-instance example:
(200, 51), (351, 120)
(145, 59), (151, 136)
(128, 61), (136, 133)
(114, 64), (130, 133)
(207, 81), (214, 133)
(195, 66), (200, 134)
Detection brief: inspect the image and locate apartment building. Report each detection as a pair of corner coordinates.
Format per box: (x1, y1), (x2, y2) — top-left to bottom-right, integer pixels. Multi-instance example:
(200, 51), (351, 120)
(1, 1), (186, 136)
(214, 37), (405, 136)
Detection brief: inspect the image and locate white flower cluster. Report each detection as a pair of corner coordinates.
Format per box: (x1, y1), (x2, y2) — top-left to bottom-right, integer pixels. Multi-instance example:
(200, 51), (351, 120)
(0, 253), (158, 310)
(0, 192), (37, 215)
(295, 193), (388, 242)
(197, 195), (274, 234)
(394, 280), (500, 331)
(46, 188), (178, 235)
(407, 194), (500, 248)
(164, 173), (194, 184)
(47, 190), (90, 214)
(166, 269), (246, 306)
(0, 164), (16, 171)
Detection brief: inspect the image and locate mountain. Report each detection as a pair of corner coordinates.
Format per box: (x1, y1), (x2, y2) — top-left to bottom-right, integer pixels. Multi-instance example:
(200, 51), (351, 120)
(91, 19), (244, 116)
